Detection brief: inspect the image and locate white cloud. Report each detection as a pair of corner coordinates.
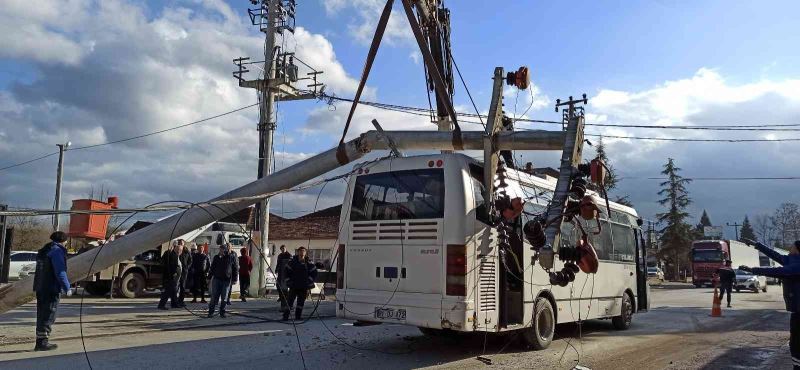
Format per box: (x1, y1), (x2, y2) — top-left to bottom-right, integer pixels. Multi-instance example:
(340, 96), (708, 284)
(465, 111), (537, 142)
(0, 0), (367, 214)
(321, 0), (413, 46)
(563, 68), (800, 223)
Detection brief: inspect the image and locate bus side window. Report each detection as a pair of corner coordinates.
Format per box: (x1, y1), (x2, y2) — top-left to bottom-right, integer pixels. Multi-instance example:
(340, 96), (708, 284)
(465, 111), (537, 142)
(584, 217), (612, 260)
(469, 164), (490, 225)
(610, 222), (635, 262)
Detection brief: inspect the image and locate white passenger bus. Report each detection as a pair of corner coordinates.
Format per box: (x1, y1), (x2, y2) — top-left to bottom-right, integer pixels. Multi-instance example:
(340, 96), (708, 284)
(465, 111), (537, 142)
(334, 153), (650, 349)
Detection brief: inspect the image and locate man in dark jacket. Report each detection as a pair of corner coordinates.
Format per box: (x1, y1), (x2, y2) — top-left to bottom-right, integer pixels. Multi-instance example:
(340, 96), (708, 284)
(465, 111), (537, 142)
(714, 260), (736, 308)
(208, 243), (237, 318)
(178, 244), (192, 305)
(226, 246), (239, 306)
(741, 239), (800, 370)
(190, 244), (210, 303)
(158, 240), (183, 310)
(276, 245), (292, 311)
(32, 231), (71, 351)
(283, 247), (317, 321)
(239, 247), (253, 302)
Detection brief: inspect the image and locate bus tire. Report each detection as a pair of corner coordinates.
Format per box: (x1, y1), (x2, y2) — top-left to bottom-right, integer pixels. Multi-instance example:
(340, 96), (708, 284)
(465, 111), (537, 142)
(612, 293), (633, 330)
(522, 297), (555, 350)
(121, 272), (145, 298)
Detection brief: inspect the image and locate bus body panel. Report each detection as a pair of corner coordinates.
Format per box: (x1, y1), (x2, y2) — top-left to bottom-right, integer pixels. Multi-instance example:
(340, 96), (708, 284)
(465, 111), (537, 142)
(336, 153), (644, 333)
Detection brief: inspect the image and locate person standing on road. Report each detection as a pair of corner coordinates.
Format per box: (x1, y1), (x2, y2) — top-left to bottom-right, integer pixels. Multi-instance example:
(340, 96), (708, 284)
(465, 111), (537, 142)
(190, 244), (210, 303)
(283, 247), (317, 321)
(741, 239), (800, 370)
(239, 247), (253, 302)
(178, 244), (192, 305)
(226, 245), (239, 306)
(714, 260), (736, 308)
(32, 231), (71, 351)
(157, 240), (184, 310)
(276, 245), (292, 312)
(208, 243), (237, 318)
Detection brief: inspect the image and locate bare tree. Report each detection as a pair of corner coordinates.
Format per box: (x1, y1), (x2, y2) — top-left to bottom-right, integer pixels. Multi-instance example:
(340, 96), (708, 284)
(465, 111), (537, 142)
(753, 214), (774, 244)
(772, 202), (800, 248)
(7, 216), (52, 251)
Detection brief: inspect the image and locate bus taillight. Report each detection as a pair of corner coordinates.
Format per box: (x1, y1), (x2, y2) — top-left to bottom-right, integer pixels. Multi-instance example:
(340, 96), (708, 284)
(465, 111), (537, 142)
(337, 244), (345, 289)
(446, 244), (467, 296)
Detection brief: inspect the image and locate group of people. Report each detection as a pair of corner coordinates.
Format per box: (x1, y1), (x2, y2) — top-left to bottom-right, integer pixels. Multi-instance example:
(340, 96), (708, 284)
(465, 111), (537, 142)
(31, 232), (317, 352)
(156, 239), (253, 318)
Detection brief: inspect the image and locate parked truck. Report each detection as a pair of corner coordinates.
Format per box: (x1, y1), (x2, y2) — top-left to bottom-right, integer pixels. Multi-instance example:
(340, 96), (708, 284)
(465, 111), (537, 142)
(691, 240), (729, 287)
(691, 239), (766, 290)
(80, 220), (212, 298)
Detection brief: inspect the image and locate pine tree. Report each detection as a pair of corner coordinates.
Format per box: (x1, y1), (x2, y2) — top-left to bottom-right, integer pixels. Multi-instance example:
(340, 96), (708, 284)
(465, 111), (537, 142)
(694, 210), (713, 239)
(740, 215), (757, 242)
(656, 158), (693, 280)
(594, 137), (618, 191)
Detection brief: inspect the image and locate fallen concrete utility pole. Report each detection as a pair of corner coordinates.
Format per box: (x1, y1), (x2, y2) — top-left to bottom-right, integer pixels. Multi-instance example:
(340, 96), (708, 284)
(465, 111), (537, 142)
(0, 129), (564, 314)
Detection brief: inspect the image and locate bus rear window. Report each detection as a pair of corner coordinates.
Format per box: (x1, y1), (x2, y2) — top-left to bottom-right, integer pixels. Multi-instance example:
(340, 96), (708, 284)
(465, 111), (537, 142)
(350, 169), (445, 221)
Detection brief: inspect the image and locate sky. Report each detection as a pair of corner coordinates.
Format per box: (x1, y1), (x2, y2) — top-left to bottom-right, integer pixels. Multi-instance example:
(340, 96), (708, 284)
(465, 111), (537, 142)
(1, 0), (800, 240)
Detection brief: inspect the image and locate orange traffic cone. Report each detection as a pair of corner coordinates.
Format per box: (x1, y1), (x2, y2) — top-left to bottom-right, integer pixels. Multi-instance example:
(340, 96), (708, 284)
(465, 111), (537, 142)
(711, 287), (722, 317)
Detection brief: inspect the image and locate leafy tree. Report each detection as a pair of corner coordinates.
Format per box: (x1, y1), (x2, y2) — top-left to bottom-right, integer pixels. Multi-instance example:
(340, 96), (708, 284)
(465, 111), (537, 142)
(656, 158), (693, 280)
(740, 216), (756, 243)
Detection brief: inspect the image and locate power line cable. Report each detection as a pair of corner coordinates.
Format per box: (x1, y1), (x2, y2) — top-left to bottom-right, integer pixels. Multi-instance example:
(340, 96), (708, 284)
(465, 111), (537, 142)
(583, 133), (800, 142)
(0, 103), (259, 172)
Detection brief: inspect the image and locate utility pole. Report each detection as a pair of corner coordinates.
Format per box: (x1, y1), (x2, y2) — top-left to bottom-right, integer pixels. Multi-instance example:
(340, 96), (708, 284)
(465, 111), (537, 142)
(53, 141), (71, 231)
(415, 0), (456, 148)
(726, 222), (742, 241)
(234, 0), (324, 297)
(0, 204), (7, 281)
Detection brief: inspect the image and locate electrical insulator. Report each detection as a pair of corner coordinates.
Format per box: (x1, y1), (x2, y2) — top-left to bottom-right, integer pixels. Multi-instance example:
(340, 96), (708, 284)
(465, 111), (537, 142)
(590, 158), (606, 187)
(505, 66), (530, 90)
(523, 219), (546, 250)
(579, 195), (601, 221)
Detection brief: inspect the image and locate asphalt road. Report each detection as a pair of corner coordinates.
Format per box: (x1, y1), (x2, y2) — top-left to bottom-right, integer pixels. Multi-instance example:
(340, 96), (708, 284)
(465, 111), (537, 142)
(0, 284), (792, 369)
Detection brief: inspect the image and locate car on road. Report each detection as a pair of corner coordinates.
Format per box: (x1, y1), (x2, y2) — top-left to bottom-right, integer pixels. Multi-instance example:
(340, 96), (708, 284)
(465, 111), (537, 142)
(647, 267), (665, 282)
(8, 251), (37, 281)
(734, 268), (767, 293)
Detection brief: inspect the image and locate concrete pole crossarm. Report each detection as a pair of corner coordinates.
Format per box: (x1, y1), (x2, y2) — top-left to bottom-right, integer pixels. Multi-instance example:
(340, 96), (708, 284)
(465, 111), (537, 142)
(0, 138), (369, 314)
(360, 130), (566, 151)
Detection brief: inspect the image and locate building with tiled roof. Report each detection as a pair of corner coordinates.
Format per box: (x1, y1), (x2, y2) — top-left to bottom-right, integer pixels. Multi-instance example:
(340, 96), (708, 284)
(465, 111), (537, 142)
(266, 205), (342, 269)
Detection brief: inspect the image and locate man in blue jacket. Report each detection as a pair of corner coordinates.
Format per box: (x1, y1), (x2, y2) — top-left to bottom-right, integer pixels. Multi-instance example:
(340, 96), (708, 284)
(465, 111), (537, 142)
(741, 239), (800, 369)
(32, 231), (72, 351)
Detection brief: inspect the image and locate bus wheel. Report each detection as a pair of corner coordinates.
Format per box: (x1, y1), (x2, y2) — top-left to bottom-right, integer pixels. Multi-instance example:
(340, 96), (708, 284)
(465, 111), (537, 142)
(612, 293), (633, 330)
(522, 297), (555, 350)
(121, 272), (145, 298)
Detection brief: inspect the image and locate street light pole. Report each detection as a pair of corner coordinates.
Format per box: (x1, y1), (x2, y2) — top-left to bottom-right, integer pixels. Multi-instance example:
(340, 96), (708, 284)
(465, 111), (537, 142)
(53, 141), (71, 231)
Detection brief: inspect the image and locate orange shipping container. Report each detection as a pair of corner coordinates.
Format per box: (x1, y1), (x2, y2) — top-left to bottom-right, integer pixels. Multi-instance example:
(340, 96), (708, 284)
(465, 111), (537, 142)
(68, 197), (118, 240)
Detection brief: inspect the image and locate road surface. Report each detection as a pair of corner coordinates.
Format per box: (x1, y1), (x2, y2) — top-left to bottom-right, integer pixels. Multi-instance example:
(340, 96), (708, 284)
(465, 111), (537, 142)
(0, 284), (791, 369)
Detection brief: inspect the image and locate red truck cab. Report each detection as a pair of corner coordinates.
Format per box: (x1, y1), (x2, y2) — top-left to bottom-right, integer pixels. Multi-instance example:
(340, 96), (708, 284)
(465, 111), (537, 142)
(691, 240), (729, 287)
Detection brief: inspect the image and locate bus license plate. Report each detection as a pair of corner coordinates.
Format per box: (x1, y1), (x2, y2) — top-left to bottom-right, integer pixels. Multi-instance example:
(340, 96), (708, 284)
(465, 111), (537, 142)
(375, 308), (406, 321)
